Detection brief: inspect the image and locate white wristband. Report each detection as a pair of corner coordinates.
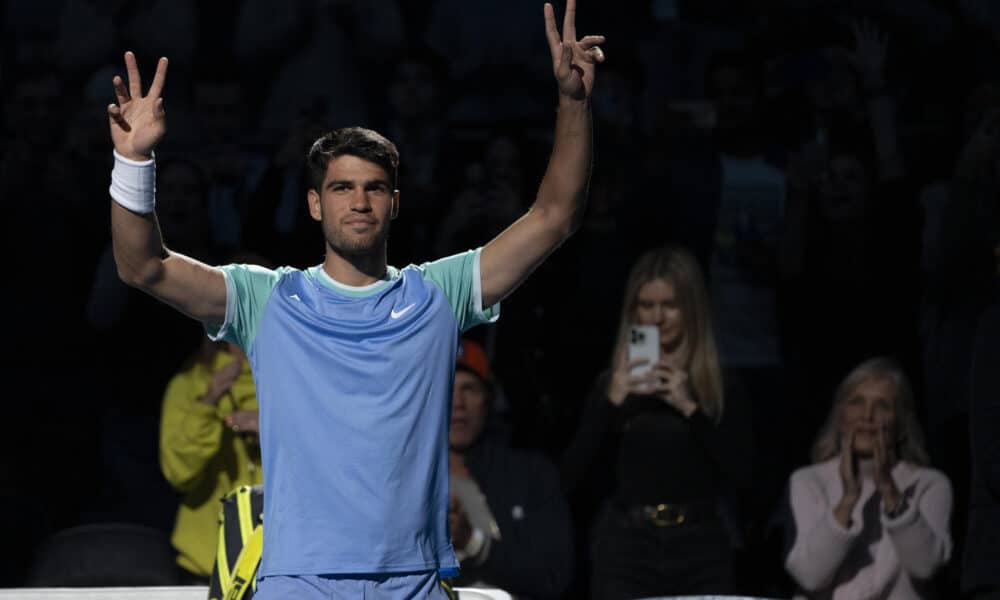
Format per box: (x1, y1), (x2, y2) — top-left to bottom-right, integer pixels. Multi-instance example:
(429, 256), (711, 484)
(109, 150), (156, 214)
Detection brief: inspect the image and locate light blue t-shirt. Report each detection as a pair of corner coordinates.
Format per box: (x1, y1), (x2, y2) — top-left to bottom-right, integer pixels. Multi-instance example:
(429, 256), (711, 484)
(207, 249), (498, 577)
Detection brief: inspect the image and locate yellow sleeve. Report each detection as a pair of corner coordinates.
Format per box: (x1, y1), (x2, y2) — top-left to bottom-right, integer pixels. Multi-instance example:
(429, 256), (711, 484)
(159, 369), (224, 493)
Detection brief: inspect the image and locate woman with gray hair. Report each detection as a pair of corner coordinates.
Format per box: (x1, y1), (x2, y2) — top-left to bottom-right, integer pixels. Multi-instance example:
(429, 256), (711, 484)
(784, 357), (953, 599)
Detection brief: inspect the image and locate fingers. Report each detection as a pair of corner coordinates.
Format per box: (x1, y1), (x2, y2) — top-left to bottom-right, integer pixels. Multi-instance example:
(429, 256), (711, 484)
(562, 0), (577, 43)
(543, 4), (561, 60)
(107, 104), (131, 132)
(154, 97), (166, 119)
(147, 56), (169, 98)
(112, 75), (130, 107)
(124, 51), (142, 99)
(587, 46), (606, 63)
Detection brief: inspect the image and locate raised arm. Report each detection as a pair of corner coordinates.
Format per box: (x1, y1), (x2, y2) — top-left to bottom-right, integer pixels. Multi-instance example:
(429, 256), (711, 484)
(479, 0), (604, 307)
(107, 51), (227, 324)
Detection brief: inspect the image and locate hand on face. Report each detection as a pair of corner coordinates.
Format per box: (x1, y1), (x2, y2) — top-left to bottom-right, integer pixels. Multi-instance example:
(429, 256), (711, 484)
(873, 414), (901, 508)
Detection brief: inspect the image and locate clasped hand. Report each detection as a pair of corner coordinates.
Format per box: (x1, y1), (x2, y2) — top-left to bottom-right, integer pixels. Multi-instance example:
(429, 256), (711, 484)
(608, 356), (698, 417)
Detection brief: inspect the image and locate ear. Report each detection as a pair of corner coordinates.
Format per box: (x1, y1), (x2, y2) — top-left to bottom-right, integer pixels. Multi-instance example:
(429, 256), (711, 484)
(307, 189), (322, 222)
(390, 190), (400, 220)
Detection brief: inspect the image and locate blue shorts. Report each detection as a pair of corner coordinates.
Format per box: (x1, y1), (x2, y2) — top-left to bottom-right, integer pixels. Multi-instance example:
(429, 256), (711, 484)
(254, 571), (451, 599)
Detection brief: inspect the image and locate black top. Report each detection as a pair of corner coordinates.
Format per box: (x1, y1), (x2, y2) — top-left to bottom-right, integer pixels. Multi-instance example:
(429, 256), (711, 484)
(561, 371), (752, 507)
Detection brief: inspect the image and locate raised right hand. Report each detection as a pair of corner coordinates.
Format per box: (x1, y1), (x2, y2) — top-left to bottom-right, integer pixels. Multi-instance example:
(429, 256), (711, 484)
(108, 51), (168, 161)
(607, 356), (655, 406)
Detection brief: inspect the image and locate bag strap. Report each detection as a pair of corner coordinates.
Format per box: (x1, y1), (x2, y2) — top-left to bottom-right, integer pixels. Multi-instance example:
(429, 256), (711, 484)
(223, 524), (263, 600)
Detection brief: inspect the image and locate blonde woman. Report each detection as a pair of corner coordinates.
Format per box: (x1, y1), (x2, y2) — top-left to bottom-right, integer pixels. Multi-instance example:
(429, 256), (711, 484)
(785, 357), (952, 599)
(561, 246), (750, 599)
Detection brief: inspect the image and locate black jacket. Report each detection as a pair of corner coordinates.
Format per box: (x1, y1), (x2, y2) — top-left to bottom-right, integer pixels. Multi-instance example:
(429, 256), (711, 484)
(453, 436), (574, 599)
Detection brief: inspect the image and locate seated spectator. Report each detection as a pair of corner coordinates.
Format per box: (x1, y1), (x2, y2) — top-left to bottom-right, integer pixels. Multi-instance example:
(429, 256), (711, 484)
(159, 337), (262, 582)
(784, 357), (952, 599)
(448, 338), (573, 599)
(561, 245), (751, 599)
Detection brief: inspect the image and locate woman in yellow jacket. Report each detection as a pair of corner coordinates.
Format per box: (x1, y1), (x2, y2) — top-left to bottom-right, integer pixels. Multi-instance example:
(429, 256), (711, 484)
(160, 338), (263, 581)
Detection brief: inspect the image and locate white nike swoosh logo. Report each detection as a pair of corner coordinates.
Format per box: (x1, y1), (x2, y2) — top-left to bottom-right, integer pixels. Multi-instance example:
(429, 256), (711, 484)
(390, 303), (416, 319)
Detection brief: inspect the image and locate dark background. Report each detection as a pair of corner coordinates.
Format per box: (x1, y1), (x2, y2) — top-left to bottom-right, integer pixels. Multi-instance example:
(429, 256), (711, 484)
(2, 0), (998, 596)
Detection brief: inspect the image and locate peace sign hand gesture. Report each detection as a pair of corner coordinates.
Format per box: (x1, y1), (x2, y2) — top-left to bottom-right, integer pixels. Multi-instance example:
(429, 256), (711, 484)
(107, 51), (169, 161)
(543, 0), (605, 101)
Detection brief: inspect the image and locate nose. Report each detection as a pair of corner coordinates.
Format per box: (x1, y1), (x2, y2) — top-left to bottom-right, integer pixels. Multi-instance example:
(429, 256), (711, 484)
(350, 188), (372, 212)
(863, 400), (875, 421)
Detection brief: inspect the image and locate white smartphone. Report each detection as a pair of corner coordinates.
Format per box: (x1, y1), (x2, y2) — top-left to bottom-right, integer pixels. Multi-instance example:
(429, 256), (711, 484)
(628, 325), (660, 377)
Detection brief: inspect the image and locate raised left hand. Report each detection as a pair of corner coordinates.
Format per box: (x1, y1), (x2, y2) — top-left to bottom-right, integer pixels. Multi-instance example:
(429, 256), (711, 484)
(544, 0), (605, 101)
(873, 415), (901, 511)
(651, 360), (698, 417)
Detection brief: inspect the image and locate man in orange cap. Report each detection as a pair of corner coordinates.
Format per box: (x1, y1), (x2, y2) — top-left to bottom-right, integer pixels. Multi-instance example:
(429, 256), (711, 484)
(447, 338), (573, 597)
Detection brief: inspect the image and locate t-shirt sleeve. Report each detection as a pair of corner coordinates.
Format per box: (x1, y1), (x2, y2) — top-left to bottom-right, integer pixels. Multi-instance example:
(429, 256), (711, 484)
(417, 248), (500, 333)
(205, 264), (291, 349)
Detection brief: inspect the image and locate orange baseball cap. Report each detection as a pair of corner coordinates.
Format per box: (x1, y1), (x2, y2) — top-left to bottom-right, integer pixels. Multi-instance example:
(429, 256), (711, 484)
(456, 338), (491, 382)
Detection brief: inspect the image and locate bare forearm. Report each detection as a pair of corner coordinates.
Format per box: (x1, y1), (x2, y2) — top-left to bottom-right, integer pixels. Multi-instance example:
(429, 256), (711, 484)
(535, 97), (592, 235)
(110, 200), (168, 287)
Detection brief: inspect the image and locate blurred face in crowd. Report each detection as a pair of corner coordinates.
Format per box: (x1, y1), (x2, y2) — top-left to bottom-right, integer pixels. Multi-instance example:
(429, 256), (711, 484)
(818, 154), (870, 222)
(308, 155), (398, 257)
(389, 59), (437, 120)
(838, 375), (898, 457)
(450, 369), (489, 450)
(635, 277), (685, 354)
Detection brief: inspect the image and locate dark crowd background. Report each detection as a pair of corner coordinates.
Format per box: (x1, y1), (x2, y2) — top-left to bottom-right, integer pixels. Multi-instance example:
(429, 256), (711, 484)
(2, 0), (1000, 597)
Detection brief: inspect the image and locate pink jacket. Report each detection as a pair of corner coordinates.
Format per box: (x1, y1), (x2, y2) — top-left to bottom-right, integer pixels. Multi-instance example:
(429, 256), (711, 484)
(784, 458), (952, 600)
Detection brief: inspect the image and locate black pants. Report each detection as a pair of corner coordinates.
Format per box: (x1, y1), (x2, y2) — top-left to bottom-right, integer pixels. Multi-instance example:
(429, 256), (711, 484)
(590, 504), (734, 600)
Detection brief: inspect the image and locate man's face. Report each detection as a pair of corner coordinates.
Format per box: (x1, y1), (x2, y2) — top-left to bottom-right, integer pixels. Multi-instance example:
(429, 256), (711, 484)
(450, 370), (489, 450)
(308, 155), (398, 257)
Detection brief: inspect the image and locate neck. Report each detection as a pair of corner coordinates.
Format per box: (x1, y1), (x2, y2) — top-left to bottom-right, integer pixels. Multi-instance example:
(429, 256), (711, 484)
(322, 244), (388, 287)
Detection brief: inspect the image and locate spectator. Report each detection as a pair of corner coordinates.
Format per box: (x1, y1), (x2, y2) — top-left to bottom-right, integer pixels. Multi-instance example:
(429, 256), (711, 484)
(784, 357), (952, 599)
(447, 338), (573, 598)
(160, 337), (262, 582)
(561, 246), (751, 599)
